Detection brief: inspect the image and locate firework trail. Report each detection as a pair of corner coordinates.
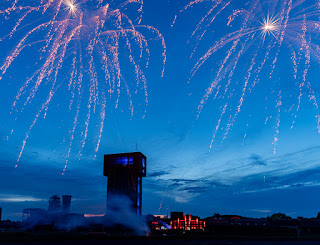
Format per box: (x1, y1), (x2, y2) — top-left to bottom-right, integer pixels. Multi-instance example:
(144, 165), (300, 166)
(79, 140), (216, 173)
(0, 0), (166, 171)
(157, 183), (169, 215)
(174, 0), (320, 152)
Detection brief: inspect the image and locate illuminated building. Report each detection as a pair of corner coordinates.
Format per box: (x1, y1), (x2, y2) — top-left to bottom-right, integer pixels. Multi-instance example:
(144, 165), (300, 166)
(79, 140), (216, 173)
(62, 195), (72, 213)
(104, 152), (146, 216)
(151, 220), (172, 230)
(170, 213), (206, 230)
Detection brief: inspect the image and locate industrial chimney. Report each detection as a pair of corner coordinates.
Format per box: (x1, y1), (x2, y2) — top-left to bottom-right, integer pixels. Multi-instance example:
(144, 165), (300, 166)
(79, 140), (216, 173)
(62, 195), (72, 213)
(48, 195), (61, 211)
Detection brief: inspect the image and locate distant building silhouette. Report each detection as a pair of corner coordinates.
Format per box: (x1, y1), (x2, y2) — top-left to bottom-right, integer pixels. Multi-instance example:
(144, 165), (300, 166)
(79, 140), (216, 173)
(62, 195), (72, 213)
(22, 208), (47, 222)
(22, 195), (83, 229)
(171, 212), (184, 220)
(104, 152), (146, 216)
(48, 195), (61, 211)
(0, 206), (2, 221)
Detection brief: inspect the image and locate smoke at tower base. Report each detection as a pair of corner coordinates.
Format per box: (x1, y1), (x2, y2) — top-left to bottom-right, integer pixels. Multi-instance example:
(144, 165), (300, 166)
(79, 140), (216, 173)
(22, 195), (149, 236)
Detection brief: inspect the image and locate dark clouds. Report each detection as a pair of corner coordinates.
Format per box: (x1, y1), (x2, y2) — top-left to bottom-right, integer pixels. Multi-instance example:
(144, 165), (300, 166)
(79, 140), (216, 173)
(148, 171), (170, 178)
(142, 146), (320, 218)
(180, 186), (209, 193)
(249, 154), (267, 166)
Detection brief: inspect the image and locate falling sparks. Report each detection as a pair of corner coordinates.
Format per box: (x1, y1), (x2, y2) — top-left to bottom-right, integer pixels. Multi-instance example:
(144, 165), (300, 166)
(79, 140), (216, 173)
(175, 0), (320, 153)
(0, 0), (166, 170)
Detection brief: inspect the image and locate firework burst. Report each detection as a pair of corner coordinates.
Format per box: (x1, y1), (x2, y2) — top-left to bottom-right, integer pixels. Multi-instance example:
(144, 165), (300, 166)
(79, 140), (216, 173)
(0, 0), (166, 172)
(63, 0), (80, 17)
(174, 0), (320, 153)
(261, 14), (281, 41)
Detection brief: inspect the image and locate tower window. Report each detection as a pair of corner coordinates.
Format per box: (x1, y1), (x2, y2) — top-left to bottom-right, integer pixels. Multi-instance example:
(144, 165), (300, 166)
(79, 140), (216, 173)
(113, 156), (134, 166)
(116, 157), (128, 165)
(128, 157), (134, 164)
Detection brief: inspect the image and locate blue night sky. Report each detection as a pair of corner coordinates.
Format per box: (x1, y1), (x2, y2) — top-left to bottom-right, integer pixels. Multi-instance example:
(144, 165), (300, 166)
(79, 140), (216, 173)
(1, 0), (320, 221)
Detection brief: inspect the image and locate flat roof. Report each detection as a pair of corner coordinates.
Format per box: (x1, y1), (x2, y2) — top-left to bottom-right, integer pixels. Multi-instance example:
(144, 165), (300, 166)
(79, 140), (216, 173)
(104, 152), (146, 158)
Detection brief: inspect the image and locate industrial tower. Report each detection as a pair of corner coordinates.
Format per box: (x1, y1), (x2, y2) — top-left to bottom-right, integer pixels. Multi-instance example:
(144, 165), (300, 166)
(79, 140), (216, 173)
(104, 152), (146, 216)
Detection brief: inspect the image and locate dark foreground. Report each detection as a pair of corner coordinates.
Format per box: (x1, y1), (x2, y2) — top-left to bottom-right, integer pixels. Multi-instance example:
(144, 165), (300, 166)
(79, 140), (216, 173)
(2, 233), (320, 245)
(3, 239), (320, 245)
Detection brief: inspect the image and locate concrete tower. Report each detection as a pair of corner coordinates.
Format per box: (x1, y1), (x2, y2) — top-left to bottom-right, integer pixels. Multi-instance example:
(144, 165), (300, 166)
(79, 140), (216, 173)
(48, 195), (61, 211)
(104, 152), (146, 216)
(62, 195), (72, 213)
